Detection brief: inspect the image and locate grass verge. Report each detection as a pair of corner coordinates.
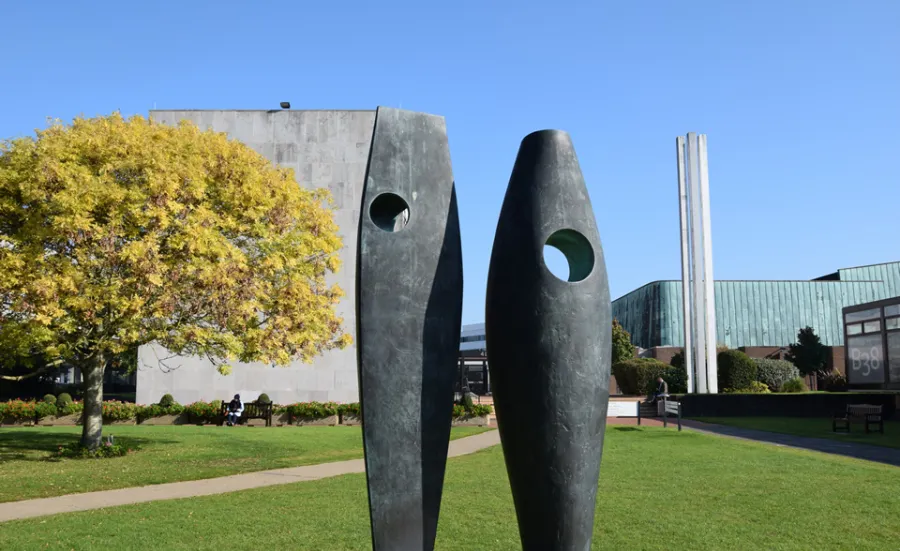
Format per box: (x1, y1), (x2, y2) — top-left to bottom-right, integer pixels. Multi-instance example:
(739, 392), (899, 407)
(0, 425), (489, 503)
(1, 426), (898, 549)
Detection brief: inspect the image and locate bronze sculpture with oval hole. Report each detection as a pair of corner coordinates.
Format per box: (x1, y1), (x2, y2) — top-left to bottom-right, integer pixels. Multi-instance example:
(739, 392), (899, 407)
(485, 130), (612, 550)
(355, 107), (463, 551)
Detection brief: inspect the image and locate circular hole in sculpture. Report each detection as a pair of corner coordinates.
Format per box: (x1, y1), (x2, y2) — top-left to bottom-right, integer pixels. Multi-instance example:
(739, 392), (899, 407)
(369, 192), (410, 232)
(543, 229), (594, 283)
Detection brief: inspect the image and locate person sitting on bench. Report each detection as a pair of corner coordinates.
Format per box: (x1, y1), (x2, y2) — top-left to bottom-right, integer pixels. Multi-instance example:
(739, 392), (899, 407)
(225, 394), (243, 426)
(650, 377), (669, 404)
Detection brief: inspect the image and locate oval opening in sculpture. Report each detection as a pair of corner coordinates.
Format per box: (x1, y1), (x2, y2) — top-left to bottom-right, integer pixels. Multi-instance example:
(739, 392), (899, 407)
(369, 192), (410, 232)
(543, 229), (594, 282)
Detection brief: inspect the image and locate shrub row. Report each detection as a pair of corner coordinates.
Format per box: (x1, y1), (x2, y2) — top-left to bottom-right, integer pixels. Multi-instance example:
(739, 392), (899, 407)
(183, 400), (223, 424)
(780, 378), (808, 393)
(453, 403), (492, 418)
(277, 401), (491, 420)
(0, 399), (492, 423)
(753, 359), (800, 392)
(0, 398), (85, 421)
(630, 350), (814, 394)
(612, 358), (688, 396)
(135, 403), (185, 423)
(722, 352), (808, 393)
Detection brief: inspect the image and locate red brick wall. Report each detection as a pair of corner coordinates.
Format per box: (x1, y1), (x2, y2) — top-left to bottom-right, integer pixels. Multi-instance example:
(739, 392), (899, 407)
(828, 347), (846, 376)
(739, 346), (787, 359)
(647, 347), (680, 364)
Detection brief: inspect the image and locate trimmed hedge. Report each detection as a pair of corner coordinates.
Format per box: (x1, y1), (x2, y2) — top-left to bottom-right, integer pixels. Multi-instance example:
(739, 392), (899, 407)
(158, 394), (176, 408)
(676, 392), (897, 418)
(338, 403), (361, 417)
(658, 363), (688, 395)
(1, 399), (494, 425)
(286, 401), (339, 419)
(717, 350), (757, 392)
(613, 358), (687, 395)
(136, 403), (185, 423)
(0, 399), (76, 421)
(282, 401), (492, 420)
(57, 393), (73, 407)
(753, 359), (799, 392)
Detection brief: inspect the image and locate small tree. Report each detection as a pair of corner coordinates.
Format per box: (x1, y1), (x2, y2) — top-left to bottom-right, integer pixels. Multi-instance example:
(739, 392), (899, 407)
(786, 327), (828, 377)
(0, 114), (350, 449)
(612, 319), (635, 365)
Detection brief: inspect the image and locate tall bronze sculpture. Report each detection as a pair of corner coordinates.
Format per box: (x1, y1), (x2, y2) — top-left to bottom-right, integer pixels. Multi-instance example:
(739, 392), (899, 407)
(355, 107), (463, 551)
(485, 130), (612, 550)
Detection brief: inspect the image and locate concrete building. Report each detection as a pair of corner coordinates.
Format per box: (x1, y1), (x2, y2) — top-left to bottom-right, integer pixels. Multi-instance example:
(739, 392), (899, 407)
(136, 109), (375, 406)
(612, 260), (900, 371)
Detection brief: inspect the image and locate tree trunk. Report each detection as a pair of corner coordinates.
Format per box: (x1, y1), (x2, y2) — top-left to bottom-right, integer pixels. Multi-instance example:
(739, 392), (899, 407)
(80, 354), (105, 449)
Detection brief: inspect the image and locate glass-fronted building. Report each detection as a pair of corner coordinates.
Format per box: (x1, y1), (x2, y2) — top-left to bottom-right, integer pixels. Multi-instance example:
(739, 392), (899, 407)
(842, 297), (900, 389)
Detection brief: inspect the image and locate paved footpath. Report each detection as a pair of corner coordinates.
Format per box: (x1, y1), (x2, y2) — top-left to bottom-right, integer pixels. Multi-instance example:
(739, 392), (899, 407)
(680, 419), (900, 468)
(0, 430), (501, 523)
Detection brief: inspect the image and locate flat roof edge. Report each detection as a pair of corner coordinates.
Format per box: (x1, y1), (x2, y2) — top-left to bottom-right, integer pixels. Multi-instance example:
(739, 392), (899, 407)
(149, 109), (376, 113)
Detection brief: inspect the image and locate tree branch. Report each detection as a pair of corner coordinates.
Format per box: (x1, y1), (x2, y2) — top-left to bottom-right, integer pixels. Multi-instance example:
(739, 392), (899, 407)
(0, 359), (64, 381)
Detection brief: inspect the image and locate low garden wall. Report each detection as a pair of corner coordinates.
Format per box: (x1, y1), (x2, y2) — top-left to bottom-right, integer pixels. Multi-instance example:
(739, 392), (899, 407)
(676, 392), (898, 418)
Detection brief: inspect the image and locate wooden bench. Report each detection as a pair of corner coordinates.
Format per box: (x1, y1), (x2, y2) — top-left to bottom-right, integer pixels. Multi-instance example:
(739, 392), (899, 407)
(833, 404), (883, 434)
(220, 401), (274, 427)
(661, 399), (682, 431)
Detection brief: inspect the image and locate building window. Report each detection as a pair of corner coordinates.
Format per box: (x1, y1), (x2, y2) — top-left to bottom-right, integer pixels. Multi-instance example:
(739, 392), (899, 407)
(889, 332), (900, 383)
(886, 317), (900, 331)
(845, 308), (881, 323)
(863, 320), (882, 334)
(847, 333), (885, 384)
(847, 323), (863, 336)
(885, 304), (900, 317)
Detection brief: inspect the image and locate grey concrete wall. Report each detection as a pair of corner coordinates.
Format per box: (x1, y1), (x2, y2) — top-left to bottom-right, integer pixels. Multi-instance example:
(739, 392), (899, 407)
(136, 110), (375, 406)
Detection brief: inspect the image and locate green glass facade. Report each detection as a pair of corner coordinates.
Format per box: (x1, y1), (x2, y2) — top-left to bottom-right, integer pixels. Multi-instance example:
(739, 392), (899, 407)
(612, 261), (900, 350)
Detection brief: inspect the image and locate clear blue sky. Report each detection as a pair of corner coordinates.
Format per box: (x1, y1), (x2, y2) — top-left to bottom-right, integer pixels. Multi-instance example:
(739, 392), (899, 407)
(2, 1), (898, 325)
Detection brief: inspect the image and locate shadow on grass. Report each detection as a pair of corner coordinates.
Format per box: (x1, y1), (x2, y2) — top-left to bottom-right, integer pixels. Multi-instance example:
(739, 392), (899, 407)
(613, 427), (641, 432)
(0, 431), (165, 462)
(681, 420), (900, 468)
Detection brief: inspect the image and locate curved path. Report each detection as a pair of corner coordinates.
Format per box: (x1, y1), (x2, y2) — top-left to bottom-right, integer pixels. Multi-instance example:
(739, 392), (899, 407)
(0, 430), (500, 523)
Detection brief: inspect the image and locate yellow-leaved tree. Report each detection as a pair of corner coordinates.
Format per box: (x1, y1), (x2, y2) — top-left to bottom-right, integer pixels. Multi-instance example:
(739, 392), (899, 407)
(0, 113), (351, 448)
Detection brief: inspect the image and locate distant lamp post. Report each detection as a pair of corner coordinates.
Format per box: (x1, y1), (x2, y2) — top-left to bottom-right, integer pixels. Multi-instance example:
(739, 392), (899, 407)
(279, 102), (290, 109)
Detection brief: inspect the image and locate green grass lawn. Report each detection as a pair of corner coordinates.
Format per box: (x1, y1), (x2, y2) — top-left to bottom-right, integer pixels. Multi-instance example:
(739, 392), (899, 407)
(0, 425), (489, 503)
(1, 427), (898, 550)
(694, 417), (900, 449)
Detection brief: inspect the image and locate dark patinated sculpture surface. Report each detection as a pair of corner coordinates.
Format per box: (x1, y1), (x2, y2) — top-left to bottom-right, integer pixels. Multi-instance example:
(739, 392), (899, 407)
(485, 130), (612, 551)
(356, 107), (463, 551)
